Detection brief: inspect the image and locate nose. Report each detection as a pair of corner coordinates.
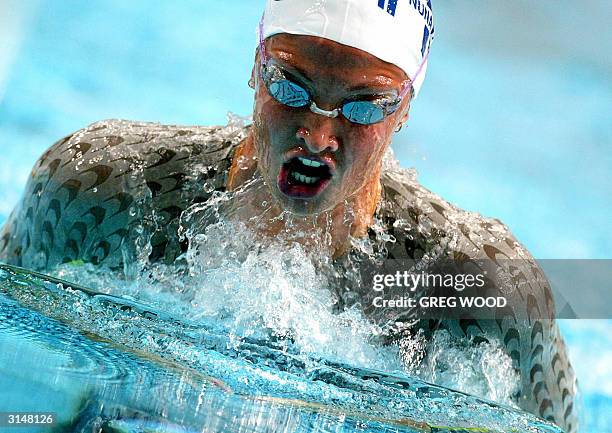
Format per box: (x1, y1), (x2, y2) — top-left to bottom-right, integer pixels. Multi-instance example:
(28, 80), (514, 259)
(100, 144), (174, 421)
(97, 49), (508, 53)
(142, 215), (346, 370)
(296, 123), (339, 154)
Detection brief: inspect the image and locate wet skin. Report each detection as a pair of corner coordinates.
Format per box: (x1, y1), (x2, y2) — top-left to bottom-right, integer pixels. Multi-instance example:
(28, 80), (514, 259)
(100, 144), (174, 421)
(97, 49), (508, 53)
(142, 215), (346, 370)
(228, 34), (411, 254)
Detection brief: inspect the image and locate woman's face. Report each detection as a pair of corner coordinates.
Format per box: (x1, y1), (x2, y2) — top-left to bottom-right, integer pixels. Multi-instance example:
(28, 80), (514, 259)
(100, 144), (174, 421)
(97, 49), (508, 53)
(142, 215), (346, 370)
(252, 34), (410, 215)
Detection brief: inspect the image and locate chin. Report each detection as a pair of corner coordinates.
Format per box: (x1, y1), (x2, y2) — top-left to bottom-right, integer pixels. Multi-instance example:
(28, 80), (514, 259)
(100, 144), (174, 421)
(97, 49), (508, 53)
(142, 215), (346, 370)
(274, 192), (325, 216)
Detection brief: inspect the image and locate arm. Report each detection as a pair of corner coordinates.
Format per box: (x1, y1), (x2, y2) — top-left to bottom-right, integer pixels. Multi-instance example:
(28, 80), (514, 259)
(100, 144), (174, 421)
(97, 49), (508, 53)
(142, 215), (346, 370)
(426, 256), (579, 433)
(377, 171), (578, 432)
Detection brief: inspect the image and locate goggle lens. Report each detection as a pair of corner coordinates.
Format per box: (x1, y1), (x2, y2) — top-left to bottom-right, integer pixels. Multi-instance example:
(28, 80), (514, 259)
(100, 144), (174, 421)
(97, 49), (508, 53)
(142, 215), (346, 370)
(267, 80), (310, 107)
(342, 101), (386, 125)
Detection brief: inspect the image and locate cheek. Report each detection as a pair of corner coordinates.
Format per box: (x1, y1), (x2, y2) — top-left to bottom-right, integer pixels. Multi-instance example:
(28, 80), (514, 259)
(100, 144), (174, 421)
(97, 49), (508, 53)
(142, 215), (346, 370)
(255, 85), (299, 125)
(253, 93), (297, 172)
(345, 124), (392, 169)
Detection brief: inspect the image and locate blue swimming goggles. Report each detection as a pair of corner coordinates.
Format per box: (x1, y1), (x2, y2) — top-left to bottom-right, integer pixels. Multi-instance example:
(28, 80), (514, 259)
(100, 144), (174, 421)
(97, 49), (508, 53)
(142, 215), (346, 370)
(257, 20), (413, 126)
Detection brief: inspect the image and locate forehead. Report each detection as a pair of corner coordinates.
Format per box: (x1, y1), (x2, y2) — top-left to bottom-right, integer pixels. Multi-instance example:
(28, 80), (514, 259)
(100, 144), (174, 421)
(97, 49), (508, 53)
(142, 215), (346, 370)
(265, 34), (408, 87)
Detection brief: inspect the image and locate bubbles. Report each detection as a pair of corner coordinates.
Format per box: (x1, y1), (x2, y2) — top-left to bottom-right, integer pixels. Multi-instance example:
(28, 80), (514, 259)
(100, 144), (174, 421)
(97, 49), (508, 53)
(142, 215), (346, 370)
(97, 179), (520, 409)
(1, 250), (561, 433)
(171, 185), (385, 367)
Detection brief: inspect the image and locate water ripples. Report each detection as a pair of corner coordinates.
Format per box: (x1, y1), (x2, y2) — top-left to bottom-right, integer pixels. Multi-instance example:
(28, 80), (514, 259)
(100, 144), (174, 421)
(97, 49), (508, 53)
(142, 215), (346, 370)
(0, 263), (565, 433)
(0, 296), (140, 385)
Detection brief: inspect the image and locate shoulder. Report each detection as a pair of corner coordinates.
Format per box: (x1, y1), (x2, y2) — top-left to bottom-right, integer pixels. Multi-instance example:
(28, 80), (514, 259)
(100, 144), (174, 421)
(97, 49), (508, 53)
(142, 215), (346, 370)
(378, 154), (530, 263)
(1, 118), (248, 270)
(32, 118), (249, 197)
(378, 153), (555, 317)
(42, 118), (247, 165)
(378, 154), (558, 328)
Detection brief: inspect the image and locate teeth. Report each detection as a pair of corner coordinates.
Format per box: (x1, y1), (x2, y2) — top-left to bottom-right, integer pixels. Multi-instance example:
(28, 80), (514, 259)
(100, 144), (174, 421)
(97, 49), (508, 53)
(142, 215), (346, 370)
(291, 171), (320, 184)
(298, 157), (323, 168)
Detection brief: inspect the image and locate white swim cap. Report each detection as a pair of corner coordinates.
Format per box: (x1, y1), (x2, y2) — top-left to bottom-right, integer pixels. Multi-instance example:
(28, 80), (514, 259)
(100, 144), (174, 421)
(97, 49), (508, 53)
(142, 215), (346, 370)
(261, 0), (434, 97)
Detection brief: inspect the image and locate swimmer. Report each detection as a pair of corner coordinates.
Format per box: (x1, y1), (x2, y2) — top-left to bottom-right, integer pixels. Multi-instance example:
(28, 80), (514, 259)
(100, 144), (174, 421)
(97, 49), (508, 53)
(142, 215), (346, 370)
(0, 1), (577, 431)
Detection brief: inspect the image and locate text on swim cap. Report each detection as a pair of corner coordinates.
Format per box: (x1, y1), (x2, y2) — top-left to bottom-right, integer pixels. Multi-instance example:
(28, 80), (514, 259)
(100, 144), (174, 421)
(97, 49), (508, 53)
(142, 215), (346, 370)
(377, 1), (434, 56)
(378, 0), (399, 16)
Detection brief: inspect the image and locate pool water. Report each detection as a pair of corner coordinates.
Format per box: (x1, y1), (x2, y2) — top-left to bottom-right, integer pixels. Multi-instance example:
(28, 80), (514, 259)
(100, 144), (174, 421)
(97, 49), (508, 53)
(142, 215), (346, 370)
(0, 160), (585, 433)
(0, 1), (610, 432)
(0, 263), (564, 433)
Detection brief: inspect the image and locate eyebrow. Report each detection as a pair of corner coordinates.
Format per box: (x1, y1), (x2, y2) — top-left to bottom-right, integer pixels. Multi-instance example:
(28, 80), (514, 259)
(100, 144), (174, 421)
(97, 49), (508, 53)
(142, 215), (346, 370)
(272, 56), (401, 97)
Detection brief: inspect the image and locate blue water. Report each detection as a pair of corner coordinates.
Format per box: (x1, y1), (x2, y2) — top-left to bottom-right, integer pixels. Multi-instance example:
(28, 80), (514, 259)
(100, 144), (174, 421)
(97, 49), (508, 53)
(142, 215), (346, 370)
(0, 1), (610, 431)
(0, 263), (566, 433)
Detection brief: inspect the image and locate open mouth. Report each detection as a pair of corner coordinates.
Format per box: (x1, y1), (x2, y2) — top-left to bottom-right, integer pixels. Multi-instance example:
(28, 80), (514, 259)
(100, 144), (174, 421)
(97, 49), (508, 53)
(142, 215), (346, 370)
(277, 156), (333, 199)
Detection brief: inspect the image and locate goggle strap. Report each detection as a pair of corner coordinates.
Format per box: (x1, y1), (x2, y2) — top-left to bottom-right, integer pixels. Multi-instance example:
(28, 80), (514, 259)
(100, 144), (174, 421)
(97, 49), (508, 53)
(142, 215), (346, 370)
(259, 14), (267, 64)
(401, 50), (431, 99)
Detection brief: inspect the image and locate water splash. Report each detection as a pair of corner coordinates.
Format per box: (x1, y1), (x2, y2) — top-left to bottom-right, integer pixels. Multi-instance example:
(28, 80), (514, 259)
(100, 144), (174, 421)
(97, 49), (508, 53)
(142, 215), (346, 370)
(33, 115), (526, 412)
(51, 176), (521, 412)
